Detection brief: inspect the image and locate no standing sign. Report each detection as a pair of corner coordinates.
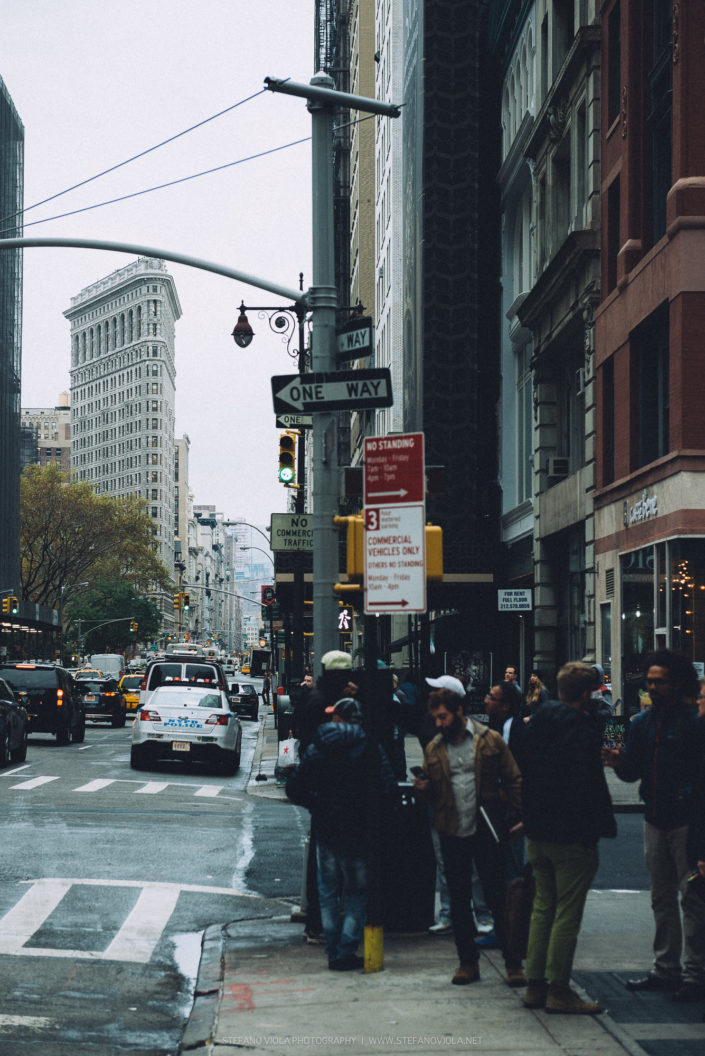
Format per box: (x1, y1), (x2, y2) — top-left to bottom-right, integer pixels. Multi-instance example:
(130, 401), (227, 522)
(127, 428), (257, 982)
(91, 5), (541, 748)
(363, 433), (427, 614)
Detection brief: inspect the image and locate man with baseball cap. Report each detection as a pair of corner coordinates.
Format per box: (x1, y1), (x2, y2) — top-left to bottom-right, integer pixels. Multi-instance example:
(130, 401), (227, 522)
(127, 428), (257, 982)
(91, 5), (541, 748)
(286, 693), (397, 971)
(414, 675), (524, 988)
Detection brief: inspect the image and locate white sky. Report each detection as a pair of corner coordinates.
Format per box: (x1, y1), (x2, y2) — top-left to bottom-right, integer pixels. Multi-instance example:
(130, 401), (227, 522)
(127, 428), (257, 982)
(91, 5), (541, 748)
(1, 0), (314, 528)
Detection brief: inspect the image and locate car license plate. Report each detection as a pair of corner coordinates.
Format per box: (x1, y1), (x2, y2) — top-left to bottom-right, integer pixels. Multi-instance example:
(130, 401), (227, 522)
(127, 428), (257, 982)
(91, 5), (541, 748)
(172, 741), (190, 752)
(85, 694), (96, 701)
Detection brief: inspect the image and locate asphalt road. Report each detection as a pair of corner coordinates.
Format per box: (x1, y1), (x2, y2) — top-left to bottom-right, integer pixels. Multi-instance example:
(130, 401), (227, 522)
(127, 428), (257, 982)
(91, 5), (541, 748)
(0, 693), (304, 1056)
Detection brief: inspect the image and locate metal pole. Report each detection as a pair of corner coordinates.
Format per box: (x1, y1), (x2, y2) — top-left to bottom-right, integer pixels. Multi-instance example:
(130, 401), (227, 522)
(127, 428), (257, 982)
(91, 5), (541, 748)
(290, 305), (307, 685)
(308, 73), (340, 676)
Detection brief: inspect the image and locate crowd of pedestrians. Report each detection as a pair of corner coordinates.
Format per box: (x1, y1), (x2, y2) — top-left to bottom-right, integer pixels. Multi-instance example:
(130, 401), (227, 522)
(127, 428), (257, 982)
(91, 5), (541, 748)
(283, 646), (705, 1020)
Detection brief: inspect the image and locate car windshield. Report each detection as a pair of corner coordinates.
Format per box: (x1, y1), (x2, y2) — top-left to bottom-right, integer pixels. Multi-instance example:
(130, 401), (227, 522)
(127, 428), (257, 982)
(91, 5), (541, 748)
(0, 667), (57, 689)
(150, 689), (223, 709)
(239, 686), (256, 696)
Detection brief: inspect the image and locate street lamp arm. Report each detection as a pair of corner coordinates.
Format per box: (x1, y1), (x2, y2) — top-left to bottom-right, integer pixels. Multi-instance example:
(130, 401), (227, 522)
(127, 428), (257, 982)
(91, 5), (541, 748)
(264, 77), (402, 119)
(222, 521), (271, 545)
(240, 546), (274, 567)
(0, 237), (309, 309)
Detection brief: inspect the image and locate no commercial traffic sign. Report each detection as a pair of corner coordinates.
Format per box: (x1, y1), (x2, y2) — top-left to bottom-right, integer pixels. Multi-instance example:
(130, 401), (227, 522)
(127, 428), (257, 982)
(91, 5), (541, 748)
(271, 368), (392, 414)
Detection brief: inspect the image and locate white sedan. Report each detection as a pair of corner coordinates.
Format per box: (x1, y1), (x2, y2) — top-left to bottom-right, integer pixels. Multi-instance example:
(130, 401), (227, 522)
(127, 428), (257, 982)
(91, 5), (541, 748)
(130, 684), (242, 774)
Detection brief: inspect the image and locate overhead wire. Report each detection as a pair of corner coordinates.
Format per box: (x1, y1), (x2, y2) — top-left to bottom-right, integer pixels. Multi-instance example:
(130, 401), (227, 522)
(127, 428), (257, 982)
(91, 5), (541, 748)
(0, 105), (378, 235)
(17, 135), (312, 230)
(0, 87), (268, 231)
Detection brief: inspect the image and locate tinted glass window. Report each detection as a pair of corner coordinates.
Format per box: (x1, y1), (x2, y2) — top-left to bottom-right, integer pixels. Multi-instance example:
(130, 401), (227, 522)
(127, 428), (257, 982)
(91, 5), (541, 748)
(121, 675), (142, 689)
(0, 667), (59, 689)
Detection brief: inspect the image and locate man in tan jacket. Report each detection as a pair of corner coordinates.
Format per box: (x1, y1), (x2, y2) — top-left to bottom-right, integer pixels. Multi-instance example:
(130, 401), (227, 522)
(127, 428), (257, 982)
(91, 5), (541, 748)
(414, 676), (524, 987)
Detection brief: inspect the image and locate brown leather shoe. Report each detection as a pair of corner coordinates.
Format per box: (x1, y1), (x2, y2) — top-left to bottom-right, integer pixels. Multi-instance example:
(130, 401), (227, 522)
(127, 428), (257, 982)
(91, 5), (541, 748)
(506, 965), (527, 988)
(545, 982), (603, 1015)
(452, 962), (480, 985)
(523, 979), (548, 1008)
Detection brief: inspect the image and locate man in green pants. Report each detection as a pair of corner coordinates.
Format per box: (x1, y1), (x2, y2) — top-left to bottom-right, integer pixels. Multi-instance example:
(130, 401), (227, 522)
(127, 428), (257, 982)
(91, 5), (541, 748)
(521, 661), (617, 1014)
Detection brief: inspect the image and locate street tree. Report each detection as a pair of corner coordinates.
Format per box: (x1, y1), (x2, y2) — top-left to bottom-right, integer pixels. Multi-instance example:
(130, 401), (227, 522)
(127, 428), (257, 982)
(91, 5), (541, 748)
(20, 464), (171, 609)
(68, 579), (162, 653)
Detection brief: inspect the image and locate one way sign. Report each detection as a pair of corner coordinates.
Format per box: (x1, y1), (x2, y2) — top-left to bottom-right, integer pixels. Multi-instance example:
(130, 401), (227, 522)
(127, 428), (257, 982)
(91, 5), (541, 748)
(271, 368), (393, 414)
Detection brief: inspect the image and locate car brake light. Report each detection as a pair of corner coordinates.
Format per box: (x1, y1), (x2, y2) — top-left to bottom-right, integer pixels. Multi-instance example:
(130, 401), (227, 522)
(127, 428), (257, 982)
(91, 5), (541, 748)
(57, 688), (64, 706)
(139, 709), (161, 722)
(139, 676), (147, 691)
(17, 664), (37, 669)
(104, 691), (116, 696)
(205, 714), (229, 726)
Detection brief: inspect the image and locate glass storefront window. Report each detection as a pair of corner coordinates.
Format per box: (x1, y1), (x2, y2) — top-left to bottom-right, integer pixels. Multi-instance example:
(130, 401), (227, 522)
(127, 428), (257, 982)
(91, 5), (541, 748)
(669, 539), (705, 670)
(621, 545), (655, 715)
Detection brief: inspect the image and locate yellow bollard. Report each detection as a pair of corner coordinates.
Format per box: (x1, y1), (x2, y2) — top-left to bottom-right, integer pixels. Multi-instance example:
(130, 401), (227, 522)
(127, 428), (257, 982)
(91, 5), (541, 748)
(364, 924), (384, 973)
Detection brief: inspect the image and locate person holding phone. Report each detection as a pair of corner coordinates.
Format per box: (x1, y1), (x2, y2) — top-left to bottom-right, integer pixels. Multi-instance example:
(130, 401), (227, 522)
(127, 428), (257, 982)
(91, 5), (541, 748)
(413, 676), (524, 989)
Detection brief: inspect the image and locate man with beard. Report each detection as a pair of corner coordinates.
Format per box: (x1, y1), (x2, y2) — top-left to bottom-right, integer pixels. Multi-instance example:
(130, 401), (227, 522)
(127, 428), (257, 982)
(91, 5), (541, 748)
(413, 677), (524, 987)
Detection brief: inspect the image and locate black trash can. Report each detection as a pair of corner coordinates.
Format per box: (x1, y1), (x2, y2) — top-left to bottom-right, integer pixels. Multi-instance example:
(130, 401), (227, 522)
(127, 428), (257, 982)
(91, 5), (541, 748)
(381, 782), (436, 932)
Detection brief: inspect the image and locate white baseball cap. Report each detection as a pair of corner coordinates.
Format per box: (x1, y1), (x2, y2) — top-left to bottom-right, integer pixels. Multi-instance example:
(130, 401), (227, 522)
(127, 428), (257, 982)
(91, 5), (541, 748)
(425, 675), (466, 698)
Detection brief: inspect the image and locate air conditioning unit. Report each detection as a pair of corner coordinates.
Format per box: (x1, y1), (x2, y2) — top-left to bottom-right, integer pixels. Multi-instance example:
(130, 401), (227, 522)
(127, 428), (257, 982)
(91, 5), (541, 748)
(547, 456), (569, 479)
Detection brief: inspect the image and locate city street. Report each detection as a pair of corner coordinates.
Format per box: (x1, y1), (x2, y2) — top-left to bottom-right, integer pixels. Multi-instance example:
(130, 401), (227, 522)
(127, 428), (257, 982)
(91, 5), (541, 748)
(0, 697), (306, 1056)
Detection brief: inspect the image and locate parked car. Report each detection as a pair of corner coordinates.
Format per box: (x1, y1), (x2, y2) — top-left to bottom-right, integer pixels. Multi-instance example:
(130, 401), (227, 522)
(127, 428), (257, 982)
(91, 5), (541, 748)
(227, 681), (260, 722)
(131, 683), (242, 773)
(0, 663), (85, 744)
(78, 677), (127, 727)
(0, 677), (29, 766)
(119, 673), (143, 712)
(138, 654), (228, 711)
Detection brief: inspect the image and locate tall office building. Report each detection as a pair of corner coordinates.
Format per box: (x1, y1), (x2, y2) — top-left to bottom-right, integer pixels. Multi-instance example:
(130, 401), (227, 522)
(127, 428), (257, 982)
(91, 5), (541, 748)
(66, 257), (181, 569)
(0, 76), (23, 594)
(21, 392), (71, 471)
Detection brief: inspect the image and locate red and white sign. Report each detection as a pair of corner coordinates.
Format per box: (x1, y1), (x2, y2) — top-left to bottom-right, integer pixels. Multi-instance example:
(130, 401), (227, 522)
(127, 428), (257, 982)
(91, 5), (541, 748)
(363, 433), (425, 507)
(363, 433), (427, 615)
(364, 505), (427, 613)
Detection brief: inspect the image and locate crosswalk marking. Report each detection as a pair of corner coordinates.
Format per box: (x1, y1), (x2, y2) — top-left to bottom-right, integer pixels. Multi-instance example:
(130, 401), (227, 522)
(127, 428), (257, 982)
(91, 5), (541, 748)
(0, 1015), (54, 1030)
(74, 779), (115, 792)
(9, 776), (60, 790)
(103, 884), (181, 962)
(194, 785), (223, 797)
(0, 879), (72, 954)
(0, 878), (257, 963)
(134, 781), (169, 794)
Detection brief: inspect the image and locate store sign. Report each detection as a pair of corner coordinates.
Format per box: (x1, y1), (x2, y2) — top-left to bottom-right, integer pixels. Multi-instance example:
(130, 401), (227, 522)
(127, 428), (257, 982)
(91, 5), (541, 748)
(624, 489), (658, 527)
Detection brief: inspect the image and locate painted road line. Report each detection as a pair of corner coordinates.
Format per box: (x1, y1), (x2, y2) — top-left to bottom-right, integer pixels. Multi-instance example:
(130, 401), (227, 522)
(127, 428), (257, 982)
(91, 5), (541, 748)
(0, 765), (31, 777)
(104, 883), (182, 962)
(194, 785), (223, 798)
(0, 1015), (54, 1030)
(9, 776), (60, 790)
(0, 878), (71, 954)
(135, 782), (169, 794)
(74, 779), (115, 792)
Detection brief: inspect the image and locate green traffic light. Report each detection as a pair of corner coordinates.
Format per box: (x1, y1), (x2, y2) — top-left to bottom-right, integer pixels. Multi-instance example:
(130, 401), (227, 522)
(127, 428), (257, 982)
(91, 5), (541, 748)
(278, 465), (295, 483)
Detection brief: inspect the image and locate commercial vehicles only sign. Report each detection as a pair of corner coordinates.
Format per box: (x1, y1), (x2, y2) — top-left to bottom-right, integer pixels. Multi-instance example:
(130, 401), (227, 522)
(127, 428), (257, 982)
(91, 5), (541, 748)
(363, 432), (427, 615)
(270, 513), (314, 552)
(364, 504), (427, 613)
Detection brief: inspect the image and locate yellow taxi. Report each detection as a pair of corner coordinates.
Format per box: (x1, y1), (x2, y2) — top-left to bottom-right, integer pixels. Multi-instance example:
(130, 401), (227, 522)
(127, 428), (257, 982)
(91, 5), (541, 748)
(119, 672), (143, 711)
(241, 664), (250, 675)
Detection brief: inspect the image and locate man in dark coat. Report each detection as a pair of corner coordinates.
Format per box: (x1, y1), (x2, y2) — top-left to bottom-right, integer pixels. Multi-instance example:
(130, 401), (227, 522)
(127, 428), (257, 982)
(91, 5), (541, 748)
(286, 696), (397, 971)
(522, 661), (616, 1015)
(604, 649), (705, 1001)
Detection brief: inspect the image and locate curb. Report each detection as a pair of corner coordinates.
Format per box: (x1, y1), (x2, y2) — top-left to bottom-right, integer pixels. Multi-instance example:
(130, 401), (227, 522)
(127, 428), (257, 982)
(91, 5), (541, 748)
(179, 924), (225, 1052)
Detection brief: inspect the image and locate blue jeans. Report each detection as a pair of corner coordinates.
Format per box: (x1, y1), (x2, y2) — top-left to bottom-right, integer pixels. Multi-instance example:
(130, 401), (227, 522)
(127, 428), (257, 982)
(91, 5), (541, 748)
(316, 838), (368, 964)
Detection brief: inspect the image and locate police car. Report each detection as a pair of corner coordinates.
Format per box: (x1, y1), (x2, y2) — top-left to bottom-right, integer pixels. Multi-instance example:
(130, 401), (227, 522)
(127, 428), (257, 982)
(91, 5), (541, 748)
(130, 684), (242, 774)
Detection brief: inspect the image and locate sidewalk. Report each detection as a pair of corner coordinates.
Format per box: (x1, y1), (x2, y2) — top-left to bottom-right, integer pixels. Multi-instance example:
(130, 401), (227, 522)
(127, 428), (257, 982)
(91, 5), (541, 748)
(176, 711), (705, 1056)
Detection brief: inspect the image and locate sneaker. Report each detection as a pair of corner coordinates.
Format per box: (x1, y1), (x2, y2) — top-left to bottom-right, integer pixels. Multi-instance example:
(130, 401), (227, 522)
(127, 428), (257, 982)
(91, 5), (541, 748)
(452, 962), (480, 985)
(428, 919), (452, 934)
(523, 979), (548, 1008)
(545, 982), (603, 1015)
(475, 929), (499, 948)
